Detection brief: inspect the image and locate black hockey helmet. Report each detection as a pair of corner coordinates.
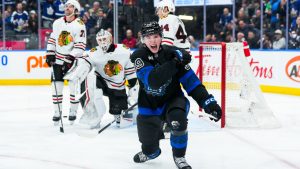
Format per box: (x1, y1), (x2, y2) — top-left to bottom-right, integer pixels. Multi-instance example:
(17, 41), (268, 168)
(141, 21), (163, 37)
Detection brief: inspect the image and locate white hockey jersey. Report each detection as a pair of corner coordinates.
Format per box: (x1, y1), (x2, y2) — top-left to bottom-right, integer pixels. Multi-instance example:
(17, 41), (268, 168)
(84, 44), (136, 90)
(46, 17), (86, 65)
(159, 14), (190, 51)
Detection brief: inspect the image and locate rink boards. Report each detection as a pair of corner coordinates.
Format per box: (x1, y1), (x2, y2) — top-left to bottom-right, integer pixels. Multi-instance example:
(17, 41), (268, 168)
(0, 50), (299, 95)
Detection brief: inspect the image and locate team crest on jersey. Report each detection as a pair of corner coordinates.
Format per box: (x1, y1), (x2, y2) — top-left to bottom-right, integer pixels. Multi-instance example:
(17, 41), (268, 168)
(90, 47), (97, 52)
(104, 60), (123, 77)
(58, 31), (73, 46)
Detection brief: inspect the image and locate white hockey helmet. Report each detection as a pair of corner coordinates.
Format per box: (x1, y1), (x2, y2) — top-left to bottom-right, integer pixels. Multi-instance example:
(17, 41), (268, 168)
(96, 29), (113, 52)
(65, 0), (81, 15)
(157, 0), (175, 14)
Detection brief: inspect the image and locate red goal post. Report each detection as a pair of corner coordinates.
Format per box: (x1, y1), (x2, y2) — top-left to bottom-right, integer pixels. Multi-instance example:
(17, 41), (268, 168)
(199, 42), (226, 128)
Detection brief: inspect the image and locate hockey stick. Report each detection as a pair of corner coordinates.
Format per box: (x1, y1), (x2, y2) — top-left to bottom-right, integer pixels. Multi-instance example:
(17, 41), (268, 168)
(52, 69), (64, 133)
(97, 102), (138, 134)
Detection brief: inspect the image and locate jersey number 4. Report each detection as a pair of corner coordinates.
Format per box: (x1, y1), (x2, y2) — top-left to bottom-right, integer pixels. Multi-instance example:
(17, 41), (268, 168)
(162, 24), (187, 43)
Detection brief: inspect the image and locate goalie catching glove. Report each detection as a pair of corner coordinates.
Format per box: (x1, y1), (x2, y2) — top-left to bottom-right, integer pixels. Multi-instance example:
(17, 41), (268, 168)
(202, 95), (222, 122)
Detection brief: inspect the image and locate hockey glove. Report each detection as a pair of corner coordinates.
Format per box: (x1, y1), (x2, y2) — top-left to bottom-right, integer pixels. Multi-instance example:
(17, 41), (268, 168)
(172, 49), (192, 65)
(46, 54), (55, 67)
(202, 95), (222, 122)
(63, 55), (75, 70)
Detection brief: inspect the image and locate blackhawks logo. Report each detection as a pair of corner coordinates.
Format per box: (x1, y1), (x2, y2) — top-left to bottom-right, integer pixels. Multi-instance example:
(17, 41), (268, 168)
(104, 60), (123, 77)
(58, 31), (73, 46)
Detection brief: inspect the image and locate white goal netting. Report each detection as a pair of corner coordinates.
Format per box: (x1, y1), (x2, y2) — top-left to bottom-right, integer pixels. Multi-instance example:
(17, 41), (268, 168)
(199, 42), (280, 128)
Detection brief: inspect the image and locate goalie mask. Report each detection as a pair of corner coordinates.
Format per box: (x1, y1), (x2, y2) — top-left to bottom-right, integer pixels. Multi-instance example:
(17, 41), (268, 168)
(96, 29), (113, 53)
(156, 0), (175, 18)
(65, 0), (81, 15)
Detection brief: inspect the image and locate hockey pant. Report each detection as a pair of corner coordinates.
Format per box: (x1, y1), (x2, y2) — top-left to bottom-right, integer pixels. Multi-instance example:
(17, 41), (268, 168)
(51, 64), (79, 114)
(79, 73), (106, 126)
(137, 96), (190, 157)
(95, 74), (128, 115)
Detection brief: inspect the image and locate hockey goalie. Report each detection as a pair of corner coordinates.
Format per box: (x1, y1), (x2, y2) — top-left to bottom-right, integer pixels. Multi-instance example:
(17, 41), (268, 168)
(64, 29), (139, 129)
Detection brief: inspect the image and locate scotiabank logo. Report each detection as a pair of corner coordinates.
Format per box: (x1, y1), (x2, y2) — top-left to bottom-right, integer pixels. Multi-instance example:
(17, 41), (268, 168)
(286, 56), (300, 82)
(27, 55), (49, 72)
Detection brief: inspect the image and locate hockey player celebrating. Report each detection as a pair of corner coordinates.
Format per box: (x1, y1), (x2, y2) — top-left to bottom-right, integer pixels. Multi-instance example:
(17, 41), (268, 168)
(131, 21), (222, 169)
(46, 0), (86, 125)
(64, 29), (138, 129)
(156, 0), (190, 51)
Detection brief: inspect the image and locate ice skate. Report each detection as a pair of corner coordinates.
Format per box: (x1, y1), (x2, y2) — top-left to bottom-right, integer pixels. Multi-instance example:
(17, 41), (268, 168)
(173, 156), (192, 169)
(69, 110), (77, 125)
(114, 115), (121, 128)
(52, 111), (61, 126)
(133, 149), (161, 163)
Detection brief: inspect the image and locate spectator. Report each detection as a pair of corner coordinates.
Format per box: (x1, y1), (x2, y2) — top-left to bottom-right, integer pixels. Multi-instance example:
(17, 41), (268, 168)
(28, 10), (38, 34)
(219, 8), (233, 27)
(122, 29), (136, 49)
(54, 0), (65, 19)
(88, 1), (102, 20)
(251, 9), (261, 29)
(10, 2), (29, 34)
(237, 20), (250, 39)
(188, 35), (199, 49)
(237, 32), (245, 42)
(105, 1), (114, 30)
(291, 16), (300, 35)
(42, 0), (55, 28)
(247, 30), (260, 49)
(95, 10), (107, 31)
(211, 34), (218, 42)
(261, 33), (273, 49)
(288, 30), (300, 49)
(135, 31), (143, 48)
(273, 29), (286, 49)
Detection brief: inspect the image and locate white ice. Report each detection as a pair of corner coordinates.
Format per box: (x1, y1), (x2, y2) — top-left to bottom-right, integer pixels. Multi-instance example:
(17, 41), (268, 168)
(0, 86), (300, 169)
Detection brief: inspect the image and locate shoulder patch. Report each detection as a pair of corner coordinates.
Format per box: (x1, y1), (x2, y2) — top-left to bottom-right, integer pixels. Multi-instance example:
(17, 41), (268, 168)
(77, 19), (84, 25)
(90, 48), (97, 52)
(134, 58), (144, 70)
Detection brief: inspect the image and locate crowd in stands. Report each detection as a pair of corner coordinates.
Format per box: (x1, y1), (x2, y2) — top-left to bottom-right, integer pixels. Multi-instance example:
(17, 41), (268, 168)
(1, 0), (300, 50)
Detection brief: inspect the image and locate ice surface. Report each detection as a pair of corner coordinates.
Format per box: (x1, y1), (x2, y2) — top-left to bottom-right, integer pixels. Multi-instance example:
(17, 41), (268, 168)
(0, 86), (300, 169)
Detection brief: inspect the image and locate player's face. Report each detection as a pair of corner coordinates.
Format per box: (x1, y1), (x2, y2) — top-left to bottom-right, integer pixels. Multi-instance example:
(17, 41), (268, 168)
(143, 34), (162, 53)
(156, 7), (164, 19)
(65, 4), (75, 16)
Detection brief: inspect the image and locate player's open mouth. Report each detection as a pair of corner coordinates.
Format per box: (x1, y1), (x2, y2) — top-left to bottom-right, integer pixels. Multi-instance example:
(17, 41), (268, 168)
(150, 45), (158, 50)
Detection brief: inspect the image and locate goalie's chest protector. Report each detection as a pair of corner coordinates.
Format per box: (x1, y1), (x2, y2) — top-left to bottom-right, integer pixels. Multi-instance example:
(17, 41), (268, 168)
(90, 45), (131, 88)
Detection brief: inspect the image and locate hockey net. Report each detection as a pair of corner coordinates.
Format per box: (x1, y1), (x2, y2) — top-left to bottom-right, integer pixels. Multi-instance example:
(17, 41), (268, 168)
(199, 42), (280, 128)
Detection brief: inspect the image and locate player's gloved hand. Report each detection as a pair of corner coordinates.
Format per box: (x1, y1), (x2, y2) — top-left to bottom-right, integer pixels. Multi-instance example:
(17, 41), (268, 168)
(128, 85), (139, 106)
(46, 54), (55, 67)
(63, 55), (75, 70)
(172, 49), (192, 65)
(202, 95), (222, 122)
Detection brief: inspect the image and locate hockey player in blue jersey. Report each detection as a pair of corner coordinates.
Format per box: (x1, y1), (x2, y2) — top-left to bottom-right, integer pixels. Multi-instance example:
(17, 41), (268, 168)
(131, 21), (222, 169)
